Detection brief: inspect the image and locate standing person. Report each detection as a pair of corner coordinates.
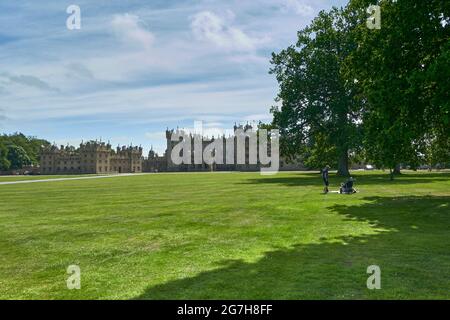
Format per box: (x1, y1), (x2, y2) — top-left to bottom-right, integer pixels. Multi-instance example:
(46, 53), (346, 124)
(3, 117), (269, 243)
(322, 165), (330, 194)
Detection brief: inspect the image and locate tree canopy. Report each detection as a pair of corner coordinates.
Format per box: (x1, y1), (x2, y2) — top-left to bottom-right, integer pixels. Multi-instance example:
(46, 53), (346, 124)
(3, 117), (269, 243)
(0, 133), (50, 171)
(270, 0), (450, 178)
(347, 0), (450, 177)
(270, 8), (362, 176)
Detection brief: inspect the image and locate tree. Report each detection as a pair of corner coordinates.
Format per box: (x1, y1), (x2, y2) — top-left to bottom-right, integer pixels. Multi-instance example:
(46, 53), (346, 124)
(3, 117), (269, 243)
(6, 144), (31, 170)
(346, 0), (450, 179)
(270, 7), (362, 176)
(0, 142), (10, 171)
(0, 133), (50, 167)
(302, 132), (339, 170)
(418, 41), (450, 157)
(424, 132), (450, 170)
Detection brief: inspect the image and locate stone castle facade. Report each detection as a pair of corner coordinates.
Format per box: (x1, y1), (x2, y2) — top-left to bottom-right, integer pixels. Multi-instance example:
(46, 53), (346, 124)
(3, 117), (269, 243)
(143, 123), (304, 172)
(40, 124), (304, 174)
(162, 123), (262, 172)
(40, 141), (143, 174)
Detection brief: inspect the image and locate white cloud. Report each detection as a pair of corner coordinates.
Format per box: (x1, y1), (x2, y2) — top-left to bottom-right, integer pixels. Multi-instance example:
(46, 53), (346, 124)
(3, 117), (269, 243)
(0, 72), (59, 92)
(243, 113), (273, 122)
(111, 13), (155, 50)
(1, 0), (333, 149)
(1, 79), (276, 124)
(66, 63), (94, 80)
(281, 0), (315, 16)
(145, 131), (166, 140)
(191, 11), (269, 52)
(0, 107), (7, 124)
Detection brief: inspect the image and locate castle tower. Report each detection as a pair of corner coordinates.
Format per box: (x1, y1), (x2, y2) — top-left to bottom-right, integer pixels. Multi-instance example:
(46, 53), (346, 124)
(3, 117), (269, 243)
(165, 129), (176, 170)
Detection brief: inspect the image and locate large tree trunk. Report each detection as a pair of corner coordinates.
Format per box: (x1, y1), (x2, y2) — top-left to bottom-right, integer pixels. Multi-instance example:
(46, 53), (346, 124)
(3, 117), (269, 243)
(389, 168), (394, 181)
(337, 149), (350, 176)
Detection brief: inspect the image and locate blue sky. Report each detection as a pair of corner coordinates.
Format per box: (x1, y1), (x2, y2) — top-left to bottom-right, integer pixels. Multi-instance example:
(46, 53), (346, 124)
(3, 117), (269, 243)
(0, 0), (347, 155)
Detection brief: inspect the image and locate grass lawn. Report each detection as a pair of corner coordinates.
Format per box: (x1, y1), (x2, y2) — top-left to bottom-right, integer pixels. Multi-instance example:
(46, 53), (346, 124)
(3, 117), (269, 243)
(0, 175), (102, 182)
(0, 171), (448, 299)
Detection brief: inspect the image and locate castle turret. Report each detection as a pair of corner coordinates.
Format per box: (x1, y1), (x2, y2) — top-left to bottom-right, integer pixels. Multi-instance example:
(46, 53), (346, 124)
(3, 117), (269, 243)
(148, 146), (155, 159)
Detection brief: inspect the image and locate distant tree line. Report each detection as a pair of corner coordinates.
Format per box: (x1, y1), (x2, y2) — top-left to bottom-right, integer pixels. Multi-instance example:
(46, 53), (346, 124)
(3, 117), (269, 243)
(0, 133), (50, 171)
(270, 0), (449, 179)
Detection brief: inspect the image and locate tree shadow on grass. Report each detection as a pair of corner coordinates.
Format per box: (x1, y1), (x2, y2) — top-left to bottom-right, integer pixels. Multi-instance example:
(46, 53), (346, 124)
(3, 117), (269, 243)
(134, 195), (450, 299)
(239, 172), (450, 188)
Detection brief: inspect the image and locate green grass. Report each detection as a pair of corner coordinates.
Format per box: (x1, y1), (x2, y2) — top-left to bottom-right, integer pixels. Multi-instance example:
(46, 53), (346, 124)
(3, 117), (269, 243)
(0, 175), (100, 182)
(0, 171), (448, 299)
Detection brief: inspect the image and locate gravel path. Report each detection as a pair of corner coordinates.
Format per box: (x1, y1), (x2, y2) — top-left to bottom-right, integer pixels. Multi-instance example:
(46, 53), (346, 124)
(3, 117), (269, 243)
(0, 173), (149, 185)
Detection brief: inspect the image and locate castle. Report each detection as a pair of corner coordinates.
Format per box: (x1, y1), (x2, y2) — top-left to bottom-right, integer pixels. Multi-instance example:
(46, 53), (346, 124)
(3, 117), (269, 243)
(144, 123), (304, 172)
(40, 124), (304, 174)
(161, 123), (266, 172)
(40, 141), (143, 174)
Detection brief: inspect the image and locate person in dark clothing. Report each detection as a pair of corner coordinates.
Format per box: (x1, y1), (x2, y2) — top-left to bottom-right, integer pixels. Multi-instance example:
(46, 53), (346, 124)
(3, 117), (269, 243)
(322, 165), (330, 193)
(340, 177), (356, 194)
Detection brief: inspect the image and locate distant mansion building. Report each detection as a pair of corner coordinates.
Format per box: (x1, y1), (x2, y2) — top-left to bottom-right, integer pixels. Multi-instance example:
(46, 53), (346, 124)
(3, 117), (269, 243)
(160, 124), (267, 172)
(40, 124), (304, 174)
(40, 141), (143, 174)
(143, 124), (304, 172)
